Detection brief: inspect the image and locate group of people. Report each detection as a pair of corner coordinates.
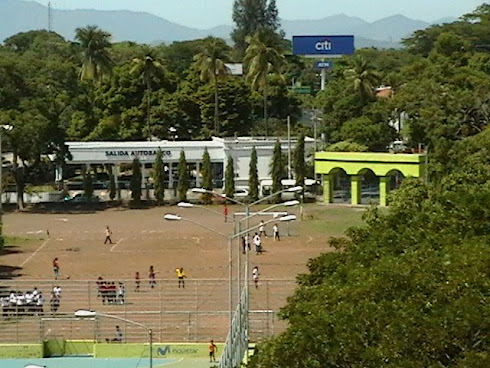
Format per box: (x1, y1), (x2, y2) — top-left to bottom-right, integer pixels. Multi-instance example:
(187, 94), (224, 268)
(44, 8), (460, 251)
(1, 286), (62, 317)
(96, 278), (125, 305)
(1, 288), (44, 317)
(240, 221), (280, 255)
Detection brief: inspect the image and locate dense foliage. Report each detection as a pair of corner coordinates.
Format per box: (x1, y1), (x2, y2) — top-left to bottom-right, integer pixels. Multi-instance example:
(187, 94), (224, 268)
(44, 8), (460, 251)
(249, 127), (490, 367)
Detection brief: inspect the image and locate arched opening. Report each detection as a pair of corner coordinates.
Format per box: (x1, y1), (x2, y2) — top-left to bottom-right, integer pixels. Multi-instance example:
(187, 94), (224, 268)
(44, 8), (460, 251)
(330, 168), (351, 204)
(387, 169), (405, 191)
(359, 169), (379, 205)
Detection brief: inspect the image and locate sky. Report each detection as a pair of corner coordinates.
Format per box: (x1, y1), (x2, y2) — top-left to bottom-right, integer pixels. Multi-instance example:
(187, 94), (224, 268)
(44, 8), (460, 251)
(31, 0), (485, 29)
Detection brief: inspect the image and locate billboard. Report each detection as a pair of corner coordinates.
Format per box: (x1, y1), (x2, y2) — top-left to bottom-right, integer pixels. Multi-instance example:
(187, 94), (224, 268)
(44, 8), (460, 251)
(293, 35), (354, 56)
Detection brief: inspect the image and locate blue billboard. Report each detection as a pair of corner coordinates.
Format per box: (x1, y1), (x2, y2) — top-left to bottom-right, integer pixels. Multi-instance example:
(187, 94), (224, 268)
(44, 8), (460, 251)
(293, 35), (354, 56)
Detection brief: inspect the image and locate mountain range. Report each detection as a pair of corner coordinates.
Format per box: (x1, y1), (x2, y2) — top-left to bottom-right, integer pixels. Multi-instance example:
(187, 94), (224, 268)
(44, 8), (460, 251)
(0, 0), (456, 48)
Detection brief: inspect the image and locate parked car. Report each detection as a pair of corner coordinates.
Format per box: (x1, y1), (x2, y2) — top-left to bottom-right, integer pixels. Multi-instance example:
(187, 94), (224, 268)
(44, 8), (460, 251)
(63, 193), (100, 203)
(234, 188), (249, 198)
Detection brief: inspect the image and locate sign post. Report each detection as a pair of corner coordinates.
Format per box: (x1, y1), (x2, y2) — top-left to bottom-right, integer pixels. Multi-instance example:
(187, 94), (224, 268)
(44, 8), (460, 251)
(292, 35), (354, 90)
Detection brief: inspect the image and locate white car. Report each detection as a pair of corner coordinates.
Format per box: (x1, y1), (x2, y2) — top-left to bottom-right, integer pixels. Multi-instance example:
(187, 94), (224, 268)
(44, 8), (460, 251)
(234, 188), (249, 198)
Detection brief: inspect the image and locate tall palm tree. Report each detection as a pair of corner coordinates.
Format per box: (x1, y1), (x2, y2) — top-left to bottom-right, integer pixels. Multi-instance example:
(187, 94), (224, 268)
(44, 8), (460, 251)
(193, 37), (230, 134)
(74, 25), (114, 81)
(131, 50), (165, 141)
(343, 56), (380, 102)
(244, 29), (285, 137)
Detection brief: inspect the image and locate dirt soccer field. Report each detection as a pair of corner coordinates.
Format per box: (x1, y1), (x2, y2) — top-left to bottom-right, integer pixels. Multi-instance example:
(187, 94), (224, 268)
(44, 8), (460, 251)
(1, 204), (364, 282)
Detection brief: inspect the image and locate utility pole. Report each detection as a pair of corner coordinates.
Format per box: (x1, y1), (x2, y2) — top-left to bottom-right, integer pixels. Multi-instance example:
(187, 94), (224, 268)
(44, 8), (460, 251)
(48, 2), (52, 32)
(287, 116), (292, 179)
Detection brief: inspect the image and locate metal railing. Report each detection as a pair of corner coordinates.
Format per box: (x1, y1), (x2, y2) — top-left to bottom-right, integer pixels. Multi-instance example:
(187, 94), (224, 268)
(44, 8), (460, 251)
(0, 278), (295, 345)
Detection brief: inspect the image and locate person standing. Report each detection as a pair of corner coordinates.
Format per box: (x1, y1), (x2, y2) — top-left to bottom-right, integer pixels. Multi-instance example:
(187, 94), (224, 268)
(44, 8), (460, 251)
(176, 267), (186, 288)
(52, 258), (60, 280)
(252, 266), (259, 289)
(149, 266), (156, 289)
(135, 272), (140, 292)
(253, 233), (262, 255)
(241, 236), (246, 254)
(104, 226), (113, 244)
(223, 203), (228, 223)
(273, 223), (280, 241)
(259, 220), (266, 237)
(209, 339), (218, 362)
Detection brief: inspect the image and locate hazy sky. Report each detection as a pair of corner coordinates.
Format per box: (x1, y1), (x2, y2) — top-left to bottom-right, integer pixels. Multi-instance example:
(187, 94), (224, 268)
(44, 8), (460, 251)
(32, 0), (485, 29)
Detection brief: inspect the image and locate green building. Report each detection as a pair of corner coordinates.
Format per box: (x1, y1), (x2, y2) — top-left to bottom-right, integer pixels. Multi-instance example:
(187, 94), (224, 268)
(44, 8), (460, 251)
(315, 152), (427, 206)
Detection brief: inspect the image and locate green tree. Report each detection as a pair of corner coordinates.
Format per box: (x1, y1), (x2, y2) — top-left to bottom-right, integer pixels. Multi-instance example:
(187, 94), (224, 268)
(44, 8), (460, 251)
(244, 29), (285, 136)
(225, 155), (235, 199)
(343, 55), (380, 102)
(201, 148), (213, 204)
(74, 25), (114, 81)
(177, 150), (189, 202)
(270, 139), (284, 202)
(249, 146), (259, 201)
(131, 50), (165, 140)
(232, 0), (283, 56)
(130, 158), (142, 204)
(293, 133), (305, 190)
(83, 167), (94, 198)
(153, 149), (165, 205)
(108, 165), (116, 201)
(193, 37), (230, 133)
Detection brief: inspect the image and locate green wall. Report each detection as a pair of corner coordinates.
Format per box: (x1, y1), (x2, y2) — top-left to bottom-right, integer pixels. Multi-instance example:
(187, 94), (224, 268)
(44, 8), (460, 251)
(315, 152), (426, 177)
(96, 343), (224, 359)
(0, 344), (43, 358)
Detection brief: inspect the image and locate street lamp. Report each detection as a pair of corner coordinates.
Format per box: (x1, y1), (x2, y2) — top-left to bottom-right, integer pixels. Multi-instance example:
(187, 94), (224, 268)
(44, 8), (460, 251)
(0, 124), (13, 235)
(74, 310), (153, 368)
(163, 213), (296, 327)
(177, 202), (224, 217)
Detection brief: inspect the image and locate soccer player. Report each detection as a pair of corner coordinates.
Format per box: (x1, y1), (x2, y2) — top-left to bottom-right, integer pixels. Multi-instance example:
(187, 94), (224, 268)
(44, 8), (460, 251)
(104, 226), (113, 244)
(252, 266), (259, 289)
(52, 258), (60, 280)
(209, 339), (218, 362)
(135, 272), (140, 292)
(273, 223), (280, 241)
(176, 267), (186, 288)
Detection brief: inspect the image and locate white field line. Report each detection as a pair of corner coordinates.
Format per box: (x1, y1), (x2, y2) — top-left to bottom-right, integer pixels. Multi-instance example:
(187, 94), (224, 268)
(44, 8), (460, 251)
(20, 238), (50, 267)
(110, 238), (124, 252)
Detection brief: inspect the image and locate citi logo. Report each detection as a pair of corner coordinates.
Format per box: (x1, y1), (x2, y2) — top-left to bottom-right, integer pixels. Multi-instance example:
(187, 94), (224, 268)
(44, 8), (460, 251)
(315, 39), (332, 51)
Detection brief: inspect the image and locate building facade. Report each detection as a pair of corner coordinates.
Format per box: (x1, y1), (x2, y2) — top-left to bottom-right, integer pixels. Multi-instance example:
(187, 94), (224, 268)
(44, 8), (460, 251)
(63, 137), (314, 191)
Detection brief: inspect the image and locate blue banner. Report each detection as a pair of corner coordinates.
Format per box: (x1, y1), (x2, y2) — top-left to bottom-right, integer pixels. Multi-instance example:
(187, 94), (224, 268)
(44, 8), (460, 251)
(293, 35), (354, 56)
(315, 61), (333, 69)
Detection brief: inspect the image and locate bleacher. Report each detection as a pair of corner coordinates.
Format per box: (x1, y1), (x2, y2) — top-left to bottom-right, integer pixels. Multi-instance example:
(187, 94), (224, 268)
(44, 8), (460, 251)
(0, 278), (295, 343)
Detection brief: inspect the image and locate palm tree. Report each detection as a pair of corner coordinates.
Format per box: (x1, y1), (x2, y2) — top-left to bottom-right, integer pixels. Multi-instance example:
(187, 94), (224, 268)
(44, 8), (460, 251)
(343, 56), (380, 102)
(74, 25), (114, 81)
(193, 37), (230, 134)
(131, 50), (165, 140)
(244, 29), (285, 137)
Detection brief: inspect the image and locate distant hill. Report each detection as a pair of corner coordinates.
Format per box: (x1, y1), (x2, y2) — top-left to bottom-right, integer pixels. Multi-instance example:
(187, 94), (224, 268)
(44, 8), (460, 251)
(0, 0), (451, 49)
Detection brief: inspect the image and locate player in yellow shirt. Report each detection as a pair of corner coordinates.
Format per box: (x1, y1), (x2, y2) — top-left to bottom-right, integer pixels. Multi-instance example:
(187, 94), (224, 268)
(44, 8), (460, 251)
(176, 267), (186, 288)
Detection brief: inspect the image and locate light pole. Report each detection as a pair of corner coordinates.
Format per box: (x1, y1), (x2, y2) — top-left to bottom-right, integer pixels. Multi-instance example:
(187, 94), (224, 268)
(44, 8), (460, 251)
(177, 202), (225, 217)
(0, 124), (13, 237)
(74, 310), (153, 368)
(163, 213), (296, 328)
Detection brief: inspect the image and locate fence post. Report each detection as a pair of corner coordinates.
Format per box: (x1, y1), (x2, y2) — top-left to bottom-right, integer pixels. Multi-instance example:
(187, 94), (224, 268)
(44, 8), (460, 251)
(266, 280), (270, 336)
(195, 279), (199, 342)
(88, 280), (91, 310)
(160, 279), (163, 343)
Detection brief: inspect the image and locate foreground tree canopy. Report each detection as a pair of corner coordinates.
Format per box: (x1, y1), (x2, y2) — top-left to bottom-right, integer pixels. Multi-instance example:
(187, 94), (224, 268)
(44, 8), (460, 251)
(249, 127), (490, 367)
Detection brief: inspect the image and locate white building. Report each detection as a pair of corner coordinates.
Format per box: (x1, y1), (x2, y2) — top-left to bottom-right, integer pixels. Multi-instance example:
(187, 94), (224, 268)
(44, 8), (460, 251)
(63, 136), (314, 191)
